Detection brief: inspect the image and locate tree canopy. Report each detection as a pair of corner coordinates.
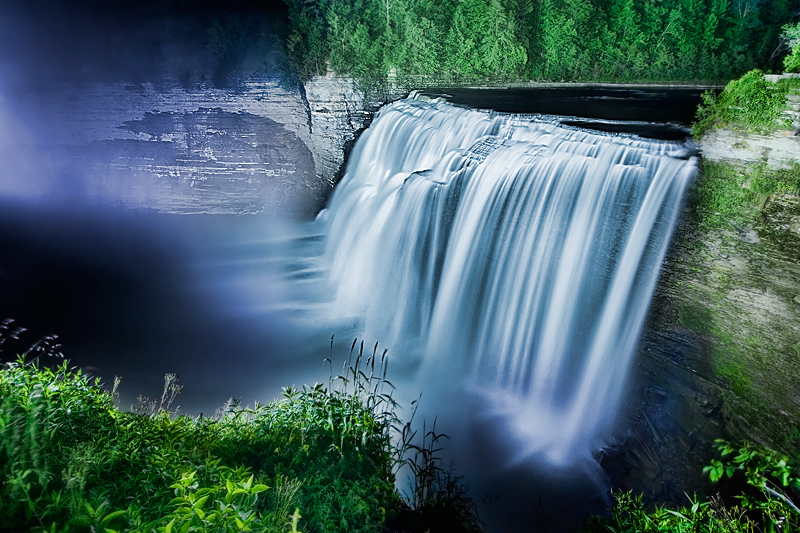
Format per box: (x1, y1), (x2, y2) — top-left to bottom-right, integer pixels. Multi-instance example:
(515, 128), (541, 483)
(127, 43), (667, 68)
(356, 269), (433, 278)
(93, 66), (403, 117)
(280, 0), (800, 86)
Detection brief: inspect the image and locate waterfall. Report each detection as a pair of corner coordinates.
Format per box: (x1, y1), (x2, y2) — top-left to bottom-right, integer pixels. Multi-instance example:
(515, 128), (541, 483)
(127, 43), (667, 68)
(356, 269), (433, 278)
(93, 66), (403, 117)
(319, 97), (696, 465)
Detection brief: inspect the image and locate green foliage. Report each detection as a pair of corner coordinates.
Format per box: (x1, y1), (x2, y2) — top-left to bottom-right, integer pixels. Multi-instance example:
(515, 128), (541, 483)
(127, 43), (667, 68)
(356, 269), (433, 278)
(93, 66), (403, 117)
(277, 0), (798, 85)
(689, 159), (800, 238)
(0, 352), (390, 532)
(782, 22), (800, 73)
(154, 464), (273, 533)
(704, 439), (800, 528)
(584, 490), (759, 532)
(0, 356), (287, 532)
(586, 438), (800, 532)
(326, 0), (387, 88)
(202, 341), (403, 532)
(442, 0), (527, 79)
(284, 0), (329, 83)
(537, 0), (580, 80)
(692, 69), (791, 137)
(0, 336), (484, 533)
(786, 49), (800, 73)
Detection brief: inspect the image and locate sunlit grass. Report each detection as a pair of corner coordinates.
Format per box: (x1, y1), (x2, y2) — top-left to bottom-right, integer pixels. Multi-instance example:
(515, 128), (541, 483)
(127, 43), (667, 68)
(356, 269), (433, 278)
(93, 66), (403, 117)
(0, 336), (483, 533)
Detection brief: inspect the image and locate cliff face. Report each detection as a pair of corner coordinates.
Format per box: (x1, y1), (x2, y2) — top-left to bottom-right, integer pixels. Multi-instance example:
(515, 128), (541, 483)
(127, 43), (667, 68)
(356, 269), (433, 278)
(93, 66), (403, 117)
(7, 76), (379, 217)
(605, 127), (800, 507)
(700, 128), (800, 169)
(303, 75), (373, 189)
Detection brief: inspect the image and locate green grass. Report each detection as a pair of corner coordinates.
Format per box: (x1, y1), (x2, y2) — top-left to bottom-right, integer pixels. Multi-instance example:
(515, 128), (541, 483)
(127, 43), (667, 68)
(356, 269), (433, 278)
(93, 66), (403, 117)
(0, 341), (483, 533)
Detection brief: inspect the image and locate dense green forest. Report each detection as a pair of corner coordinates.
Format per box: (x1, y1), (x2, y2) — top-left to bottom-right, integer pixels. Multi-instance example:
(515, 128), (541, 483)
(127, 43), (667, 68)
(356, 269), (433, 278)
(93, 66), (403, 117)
(279, 0), (800, 85)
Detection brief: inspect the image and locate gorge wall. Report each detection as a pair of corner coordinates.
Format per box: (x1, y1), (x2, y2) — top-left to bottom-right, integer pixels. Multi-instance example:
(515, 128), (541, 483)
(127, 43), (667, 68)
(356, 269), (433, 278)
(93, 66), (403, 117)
(606, 120), (800, 506)
(11, 72), (800, 506)
(6, 74), (377, 217)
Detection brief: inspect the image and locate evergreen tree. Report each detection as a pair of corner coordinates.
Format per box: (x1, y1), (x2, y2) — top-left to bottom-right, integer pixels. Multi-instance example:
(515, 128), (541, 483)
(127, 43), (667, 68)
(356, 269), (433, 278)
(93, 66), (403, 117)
(392, 2), (443, 77)
(604, 0), (647, 79)
(326, 0), (387, 84)
(480, 0), (528, 76)
(640, 0), (679, 79)
(444, 0), (526, 78)
(538, 0), (579, 80)
(285, 0), (329, 81)
(444, 6), (478, 77)
(279, 0), (800, 84)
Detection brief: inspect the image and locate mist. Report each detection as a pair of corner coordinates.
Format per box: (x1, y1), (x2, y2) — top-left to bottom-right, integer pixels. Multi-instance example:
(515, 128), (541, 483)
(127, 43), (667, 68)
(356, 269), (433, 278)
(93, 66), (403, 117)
(0, 0), (328, 412)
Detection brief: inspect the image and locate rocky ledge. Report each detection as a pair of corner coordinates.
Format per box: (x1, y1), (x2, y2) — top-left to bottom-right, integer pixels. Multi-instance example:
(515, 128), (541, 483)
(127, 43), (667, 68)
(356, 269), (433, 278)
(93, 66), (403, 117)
(700, 128), (800, 169)
(699, 78), (800, 169)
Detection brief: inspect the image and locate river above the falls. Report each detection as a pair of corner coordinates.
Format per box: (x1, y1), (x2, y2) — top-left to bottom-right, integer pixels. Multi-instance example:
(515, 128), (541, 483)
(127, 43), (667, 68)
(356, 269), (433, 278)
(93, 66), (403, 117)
(0, 84), (705, 531)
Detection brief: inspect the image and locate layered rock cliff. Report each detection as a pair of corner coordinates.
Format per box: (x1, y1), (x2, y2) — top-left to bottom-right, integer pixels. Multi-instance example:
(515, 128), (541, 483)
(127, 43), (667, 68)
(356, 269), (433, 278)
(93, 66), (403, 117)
(605, 98), (800, 506)
(303, 75), (372, 189)
(7, 75), (379, 217)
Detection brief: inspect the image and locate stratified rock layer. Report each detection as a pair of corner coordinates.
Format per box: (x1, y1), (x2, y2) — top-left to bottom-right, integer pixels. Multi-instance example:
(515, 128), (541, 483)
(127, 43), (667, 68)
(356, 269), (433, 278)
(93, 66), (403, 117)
(304, 75), (372, 188)
(6, 76), (377, 216)
(700, 128), (800, 169)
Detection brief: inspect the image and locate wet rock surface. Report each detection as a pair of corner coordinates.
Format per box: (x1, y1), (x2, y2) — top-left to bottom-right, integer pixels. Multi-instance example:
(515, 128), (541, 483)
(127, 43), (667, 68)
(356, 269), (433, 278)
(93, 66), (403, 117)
(5, 77), (378, 217)
(605, 177), (800, 508)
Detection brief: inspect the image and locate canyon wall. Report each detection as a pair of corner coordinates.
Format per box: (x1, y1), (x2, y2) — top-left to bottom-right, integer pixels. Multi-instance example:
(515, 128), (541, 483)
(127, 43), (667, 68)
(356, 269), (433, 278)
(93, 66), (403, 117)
(607, 118), (800, 506)
(12, 74), (800, 505)
(9, 75), (379, 217)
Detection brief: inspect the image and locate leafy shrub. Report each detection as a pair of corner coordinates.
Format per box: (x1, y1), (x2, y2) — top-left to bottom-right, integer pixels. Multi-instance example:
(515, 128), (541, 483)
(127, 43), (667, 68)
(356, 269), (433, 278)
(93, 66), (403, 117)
(692, 70), (790, 137)
(586, 439), (800, 532)
(703, 439), (800, 528)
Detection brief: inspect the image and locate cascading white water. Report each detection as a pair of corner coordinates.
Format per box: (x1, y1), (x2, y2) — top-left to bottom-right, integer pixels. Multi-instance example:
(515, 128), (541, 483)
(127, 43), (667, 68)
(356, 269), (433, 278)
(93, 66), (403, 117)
(318, 97), (696, 465)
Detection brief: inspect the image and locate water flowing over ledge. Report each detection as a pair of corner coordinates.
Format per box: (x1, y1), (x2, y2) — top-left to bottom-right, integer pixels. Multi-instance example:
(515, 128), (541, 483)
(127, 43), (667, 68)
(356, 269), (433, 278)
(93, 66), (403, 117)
(318, 98), (697, 466)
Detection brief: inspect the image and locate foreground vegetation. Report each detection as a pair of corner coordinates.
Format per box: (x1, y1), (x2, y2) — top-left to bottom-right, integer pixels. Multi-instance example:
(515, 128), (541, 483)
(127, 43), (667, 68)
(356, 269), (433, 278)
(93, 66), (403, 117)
(4, 351), (800, 532)
(0, 345), (483, 533)
(588, 438), (800, 532)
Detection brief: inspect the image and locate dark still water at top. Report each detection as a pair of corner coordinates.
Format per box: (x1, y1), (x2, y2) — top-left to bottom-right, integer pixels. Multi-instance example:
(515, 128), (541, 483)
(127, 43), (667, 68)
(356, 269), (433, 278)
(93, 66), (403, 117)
(0, 87), (703, 532)
(420, 87), (706, 139)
